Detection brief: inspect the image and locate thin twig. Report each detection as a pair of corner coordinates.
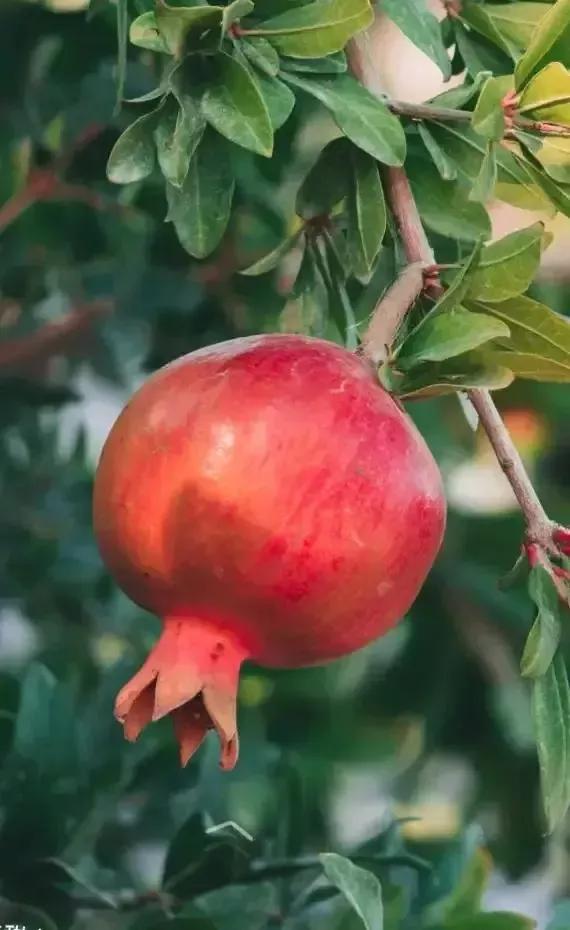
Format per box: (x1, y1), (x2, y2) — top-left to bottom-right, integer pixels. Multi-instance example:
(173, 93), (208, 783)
(347, 31), (564, 560)
(360, 263), (425, 364)
(0, 301), (112, 375)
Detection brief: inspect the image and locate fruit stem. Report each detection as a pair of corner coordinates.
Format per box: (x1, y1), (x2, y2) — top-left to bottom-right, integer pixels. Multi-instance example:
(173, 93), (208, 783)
(348, 30), (568, 570)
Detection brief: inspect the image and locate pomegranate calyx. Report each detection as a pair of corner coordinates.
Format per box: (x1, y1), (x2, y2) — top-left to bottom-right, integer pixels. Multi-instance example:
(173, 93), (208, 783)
(114, 616), (246, 770)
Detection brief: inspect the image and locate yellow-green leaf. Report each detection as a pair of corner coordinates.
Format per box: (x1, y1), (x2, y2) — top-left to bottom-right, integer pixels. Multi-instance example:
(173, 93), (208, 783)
(253, 0), (373, 58)
(518, 61), (570, 124)
(487, 350), (570, 381)
(516, 0), (570, 89)
(470, 294), (570, 368)
(130, 11), (169, 52)
(466, 223), (547, 301)
(486, 2), (550, 50)
(472, 76), (512, 141)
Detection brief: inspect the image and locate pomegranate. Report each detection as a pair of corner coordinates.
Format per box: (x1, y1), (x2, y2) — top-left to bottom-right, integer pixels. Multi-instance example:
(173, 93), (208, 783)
(93, 335), (445, 770)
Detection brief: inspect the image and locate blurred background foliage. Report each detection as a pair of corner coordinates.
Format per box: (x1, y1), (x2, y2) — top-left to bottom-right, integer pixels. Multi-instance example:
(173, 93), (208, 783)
(1, 0), (570, 928)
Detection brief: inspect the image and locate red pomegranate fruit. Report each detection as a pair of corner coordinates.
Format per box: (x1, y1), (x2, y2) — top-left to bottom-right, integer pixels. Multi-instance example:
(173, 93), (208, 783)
(93, 335), (446, 770)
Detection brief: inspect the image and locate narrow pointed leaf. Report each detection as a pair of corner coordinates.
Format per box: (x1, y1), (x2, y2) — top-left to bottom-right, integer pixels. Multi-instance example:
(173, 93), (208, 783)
(296, 137), (351, 218)
(418, 123), (457, 181)
(469, 295), (570, 367)
(107, 111), (157, 184)
(166, 130), (235, 258)
(516, 0), (570, 89)
(282, 72), (406, 165)
(242, 37), (280, 76)
(382, 0), (451, 79)
(202, 51), (273, 156)
(320, 853), (383, 930)
(280, 50), (347, 73)
(521, 566), (561, 678)
(240, 229), (303, 275)
(469, 144), (498, 203)
(466, 223), (547, 301)
(397, 307), (509, 369)
(533, 653), (570, 831)
(347, 147), (386, 277)
(253, 0), (373, 58)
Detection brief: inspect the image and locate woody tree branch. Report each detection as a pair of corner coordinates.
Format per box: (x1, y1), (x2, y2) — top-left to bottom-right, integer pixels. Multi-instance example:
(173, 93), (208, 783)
(348, 29), (566, 565)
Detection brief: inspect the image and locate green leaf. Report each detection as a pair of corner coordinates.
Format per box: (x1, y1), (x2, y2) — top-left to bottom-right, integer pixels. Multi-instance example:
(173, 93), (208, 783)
(252, 71), (296, 130)
(14, 664), (78, 777)
(532, 652), (570, 831)
(154, 95), (205, 188)
(469, 295), (570, 368)
(482, 2), (550, 52)
(430, 69), (491, 109)
(115, 0), (128, 111)
(166, 129), (235, 258)
(312, 236), (358, 348)
(418, 123), (457, 181)
(408, 152), (491, 242)
(240, 229), (303, 275)
(280, 50), (348, 73)
(282, 72), (406, 165)
(431, 239), (484, 318)
(347, 147), (386, 278)
(516, 0), (570, 89)
(437, 848), (491, 923)
(296, 137), (351, 218)
(445, 915), (537, 930)
(518, 61), (570, 123)
(223, 0), (255, 31)
(320, 853), (383, 930)
(466, 223), (546, 301)
(458, 0), (519, 59)
(130, 11), (169, 52)
(381, 0), (450, 79)
(292, 238), (320, 298)
(470, 144), (498, 203)
(453, 19), (513, 79)
(394, 351), (514, 399)
(521, 566), (561, 678)
(156, 1), (224, 56)
(106, 111), (157, 184)
(202, 51), (273, 156)
(428, 122), (553, 213)
(190, 883), (278, 930)
(472, 76), (512, 141)
(252, 0), (373, 58)
(242, 36), (280, 76)
(520, 153), (570, 216)
(486, 350), (570, 382)
(397, 307), (509, 369)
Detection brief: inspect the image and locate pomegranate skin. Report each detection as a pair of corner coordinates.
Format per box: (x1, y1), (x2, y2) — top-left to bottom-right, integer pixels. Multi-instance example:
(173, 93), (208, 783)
(94, 335), (446, 767)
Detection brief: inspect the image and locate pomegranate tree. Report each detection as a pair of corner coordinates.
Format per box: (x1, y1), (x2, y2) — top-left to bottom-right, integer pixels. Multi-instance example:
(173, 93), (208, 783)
(94, 334), (446, 769)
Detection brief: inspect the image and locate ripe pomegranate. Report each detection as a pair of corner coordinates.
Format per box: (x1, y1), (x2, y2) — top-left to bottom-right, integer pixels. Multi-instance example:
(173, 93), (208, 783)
(94, 335), (445, 770)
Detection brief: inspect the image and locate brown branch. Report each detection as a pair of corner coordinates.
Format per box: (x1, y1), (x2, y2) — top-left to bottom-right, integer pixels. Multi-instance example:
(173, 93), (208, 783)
(360, 263), (425, 364)
(0, 301), (112, 376)
(348, 30), (565, 563)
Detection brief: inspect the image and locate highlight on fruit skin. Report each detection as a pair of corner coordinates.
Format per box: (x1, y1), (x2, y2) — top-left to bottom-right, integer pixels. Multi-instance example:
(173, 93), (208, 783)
(93, 334), (446, 770)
